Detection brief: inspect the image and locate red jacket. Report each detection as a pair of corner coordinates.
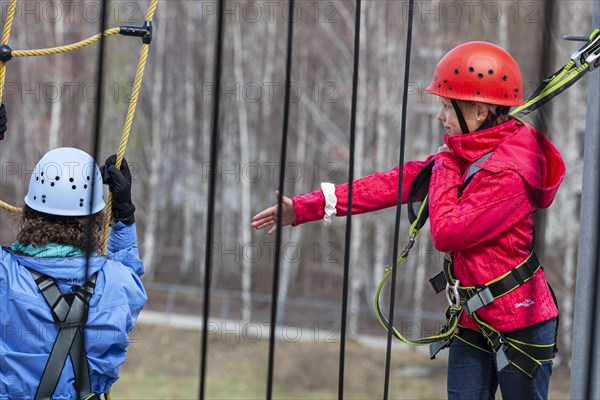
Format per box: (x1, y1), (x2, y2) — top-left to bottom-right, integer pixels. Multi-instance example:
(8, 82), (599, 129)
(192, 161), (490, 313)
(292, 120), (565, 332)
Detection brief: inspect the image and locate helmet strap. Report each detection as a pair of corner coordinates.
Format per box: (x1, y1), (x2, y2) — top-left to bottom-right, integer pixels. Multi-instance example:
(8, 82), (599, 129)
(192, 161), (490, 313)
(476, 105), (511, 132)
(450, 99), (470, 134)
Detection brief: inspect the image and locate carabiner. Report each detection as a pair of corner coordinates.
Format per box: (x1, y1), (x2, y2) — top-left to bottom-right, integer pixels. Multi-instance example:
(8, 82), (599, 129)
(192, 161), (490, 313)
(445, 280), (460, 308)
(570, 29), (600, 68)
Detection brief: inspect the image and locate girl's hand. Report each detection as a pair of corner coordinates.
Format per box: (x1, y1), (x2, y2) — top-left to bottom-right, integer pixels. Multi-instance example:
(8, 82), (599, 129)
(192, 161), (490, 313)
(251, 191), (297, 235)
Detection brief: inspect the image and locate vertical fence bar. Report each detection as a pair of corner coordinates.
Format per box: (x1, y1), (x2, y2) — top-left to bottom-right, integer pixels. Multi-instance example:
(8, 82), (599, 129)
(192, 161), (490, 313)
(570, 2), (600, 398)
(383, 1), (415, 398)
(82, 0), (109, 393)
(199, 0), (225, 398)
(266, 1), (295, 398)
(337, 1), (362, 398)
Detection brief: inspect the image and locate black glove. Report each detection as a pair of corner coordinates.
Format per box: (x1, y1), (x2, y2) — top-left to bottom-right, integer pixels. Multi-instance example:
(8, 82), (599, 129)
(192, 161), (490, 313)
(0, 103), (7, 141)
(100, 154), (135, 225)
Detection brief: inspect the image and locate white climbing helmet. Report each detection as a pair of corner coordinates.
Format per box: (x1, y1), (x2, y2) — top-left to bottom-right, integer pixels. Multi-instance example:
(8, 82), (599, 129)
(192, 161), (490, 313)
(24, 147), (105, 216)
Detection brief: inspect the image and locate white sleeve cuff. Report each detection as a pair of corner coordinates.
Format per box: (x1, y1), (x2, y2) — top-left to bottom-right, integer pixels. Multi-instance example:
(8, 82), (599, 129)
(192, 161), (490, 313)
(321, 182), (337, 225)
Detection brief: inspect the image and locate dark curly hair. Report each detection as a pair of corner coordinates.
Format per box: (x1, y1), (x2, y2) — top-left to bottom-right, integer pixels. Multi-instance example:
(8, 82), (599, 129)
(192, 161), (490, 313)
(17, 204), (106, 254)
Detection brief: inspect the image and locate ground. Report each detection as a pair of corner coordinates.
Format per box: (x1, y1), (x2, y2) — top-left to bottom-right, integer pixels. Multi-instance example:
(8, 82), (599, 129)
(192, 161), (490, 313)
(112, 321), (571, 399)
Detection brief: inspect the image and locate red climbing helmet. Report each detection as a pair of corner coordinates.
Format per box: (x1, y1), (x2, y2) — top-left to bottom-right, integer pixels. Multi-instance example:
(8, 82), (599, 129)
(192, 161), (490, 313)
(426, 41), (524, 106)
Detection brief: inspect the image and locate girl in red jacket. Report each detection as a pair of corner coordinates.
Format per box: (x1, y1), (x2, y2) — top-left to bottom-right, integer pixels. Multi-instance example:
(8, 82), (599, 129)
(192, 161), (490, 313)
(252, 42), (565, 400)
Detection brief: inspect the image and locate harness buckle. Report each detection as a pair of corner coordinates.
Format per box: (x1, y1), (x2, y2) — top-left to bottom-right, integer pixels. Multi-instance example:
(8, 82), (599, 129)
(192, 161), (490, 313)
(464, 287), (494, 315)
(445, 280), (460, 308)
(429, 339), (448, 360)
(495, 343), (511, 372)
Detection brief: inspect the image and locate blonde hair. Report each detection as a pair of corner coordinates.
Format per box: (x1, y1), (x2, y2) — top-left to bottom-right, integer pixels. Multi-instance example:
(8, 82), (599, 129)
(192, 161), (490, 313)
(460, 101), (532, 129)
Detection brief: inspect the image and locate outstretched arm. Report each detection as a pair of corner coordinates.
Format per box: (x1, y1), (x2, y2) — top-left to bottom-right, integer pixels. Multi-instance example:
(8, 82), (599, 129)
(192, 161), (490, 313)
(252, 156), (435, 231)
(251, 191), (297, 235)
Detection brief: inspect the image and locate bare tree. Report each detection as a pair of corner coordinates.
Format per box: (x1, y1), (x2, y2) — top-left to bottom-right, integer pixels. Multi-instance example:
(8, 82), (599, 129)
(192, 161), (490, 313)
(232, 15), (254, 323)
(181, 3), (198, 277)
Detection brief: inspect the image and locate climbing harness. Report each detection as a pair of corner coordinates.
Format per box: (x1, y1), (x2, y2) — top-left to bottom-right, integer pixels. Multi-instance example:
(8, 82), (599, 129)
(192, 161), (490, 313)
(375, 28), (598, 377)
(0, 0), (158, 255)
(374, 151), (558, 377)
(27, 268), (100, 400)
(374, 153), (490, 349)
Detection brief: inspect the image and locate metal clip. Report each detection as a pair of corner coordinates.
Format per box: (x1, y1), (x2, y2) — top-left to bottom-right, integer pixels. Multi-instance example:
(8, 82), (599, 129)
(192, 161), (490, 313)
(445, 280), (460, 308)
(570, 29), (600, 68)
(397, 231), (418, 262)
(586, 47), (600, 71)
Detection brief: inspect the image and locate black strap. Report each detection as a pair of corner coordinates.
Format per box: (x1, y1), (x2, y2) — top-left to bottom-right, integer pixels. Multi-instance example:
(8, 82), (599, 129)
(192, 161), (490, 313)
(28, 269), (97, 400)
(461, 253), (541, 315)
(450, 99), (470, 135)
(458, 151), (494, 199)
(407, 159), (434, 228)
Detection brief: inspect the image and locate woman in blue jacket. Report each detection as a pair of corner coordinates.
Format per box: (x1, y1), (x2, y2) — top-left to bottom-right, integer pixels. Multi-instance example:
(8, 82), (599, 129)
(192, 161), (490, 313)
(0, 142), (147, 399)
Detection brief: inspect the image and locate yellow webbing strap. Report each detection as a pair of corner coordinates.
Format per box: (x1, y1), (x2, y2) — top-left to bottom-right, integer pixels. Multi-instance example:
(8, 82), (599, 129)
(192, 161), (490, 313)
(373, 195), (461, 346)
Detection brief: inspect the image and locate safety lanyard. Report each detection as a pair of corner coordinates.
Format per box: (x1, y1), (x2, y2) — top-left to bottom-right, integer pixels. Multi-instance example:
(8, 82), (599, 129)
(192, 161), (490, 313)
(511, 28), (600, 116)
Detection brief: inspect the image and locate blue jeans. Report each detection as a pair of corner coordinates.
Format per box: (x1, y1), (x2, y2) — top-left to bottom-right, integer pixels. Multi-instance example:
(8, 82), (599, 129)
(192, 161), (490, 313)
(447, 318), (556, 400)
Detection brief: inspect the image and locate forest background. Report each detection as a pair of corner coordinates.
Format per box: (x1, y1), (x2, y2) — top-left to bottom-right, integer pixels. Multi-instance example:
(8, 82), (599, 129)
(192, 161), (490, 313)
(0, 0), (594, 397)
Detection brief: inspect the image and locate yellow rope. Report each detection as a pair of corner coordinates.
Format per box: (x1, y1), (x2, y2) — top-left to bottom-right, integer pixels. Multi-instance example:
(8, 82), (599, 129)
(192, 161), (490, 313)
(103, 0), (160, 392)
(0, 200), (21, 213)
(0, 0), (17, 106)
(0, 0), (18, 213)
(12, 28), (121, 57)
(0, 0), (158, 217)
(102, 0), (158, 254)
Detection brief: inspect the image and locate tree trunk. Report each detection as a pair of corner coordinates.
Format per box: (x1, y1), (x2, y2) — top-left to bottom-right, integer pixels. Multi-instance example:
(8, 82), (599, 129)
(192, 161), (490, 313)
(348, 0), (368, 338)
(181, 4), (197, 277)
(141, 13), (167, 281)
(232, 18), (253, 323)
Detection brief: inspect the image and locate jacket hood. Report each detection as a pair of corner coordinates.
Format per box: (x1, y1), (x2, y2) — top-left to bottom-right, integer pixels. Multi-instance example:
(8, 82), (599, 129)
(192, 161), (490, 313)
(445, 119), (565, 208)
(12, 253), (106, 282)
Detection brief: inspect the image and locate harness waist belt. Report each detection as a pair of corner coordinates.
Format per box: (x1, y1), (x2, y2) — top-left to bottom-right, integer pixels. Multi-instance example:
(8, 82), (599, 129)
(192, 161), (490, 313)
(430, 252), (542, 315)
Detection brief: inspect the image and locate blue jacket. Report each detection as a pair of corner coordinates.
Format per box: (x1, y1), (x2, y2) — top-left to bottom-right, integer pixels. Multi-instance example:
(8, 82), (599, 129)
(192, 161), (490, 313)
(0, 222), (147, 399)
